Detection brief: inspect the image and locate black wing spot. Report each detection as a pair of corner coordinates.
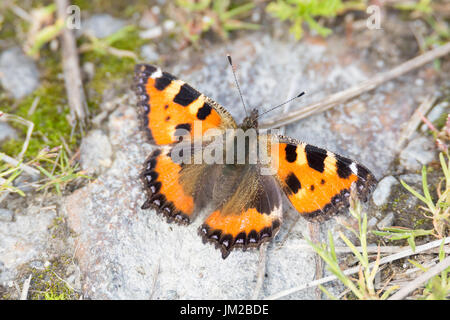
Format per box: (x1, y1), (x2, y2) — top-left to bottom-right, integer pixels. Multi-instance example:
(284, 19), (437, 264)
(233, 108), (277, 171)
(154, 72), (177, 91)
(285, 144), (297, 163)
(197, 102), (212, 120)
(175, 123), (192, 132)
(286, 172), (301, 194)
(155, 77), (171, 91)
(305, 144), (327, 173)
(173, 83), (201, 106)
(335, 154), (353, 179)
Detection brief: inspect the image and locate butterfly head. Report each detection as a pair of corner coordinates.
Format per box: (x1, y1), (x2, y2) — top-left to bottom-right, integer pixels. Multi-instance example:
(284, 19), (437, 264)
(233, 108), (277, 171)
(241, 108), (259, 130)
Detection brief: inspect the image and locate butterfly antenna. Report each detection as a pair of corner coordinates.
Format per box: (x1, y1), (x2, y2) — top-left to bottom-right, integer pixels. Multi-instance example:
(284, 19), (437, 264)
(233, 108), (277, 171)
(227, 54), (248, 116)
(257, 91), (305, 119)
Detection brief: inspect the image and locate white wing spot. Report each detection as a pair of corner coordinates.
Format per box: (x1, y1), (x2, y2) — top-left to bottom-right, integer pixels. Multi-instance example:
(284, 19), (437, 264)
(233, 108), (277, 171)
(151, 68), (162, 79)
(350, 162), (358, 175)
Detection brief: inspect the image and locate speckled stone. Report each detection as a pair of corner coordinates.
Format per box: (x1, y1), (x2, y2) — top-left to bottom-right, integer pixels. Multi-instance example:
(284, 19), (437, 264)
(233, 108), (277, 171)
(372, 176), (399, 207)
(80, 14), (127, 39)
(79, 129), (113, 175)
(399, 137), (436, 171)
(0, 47), (39, 99)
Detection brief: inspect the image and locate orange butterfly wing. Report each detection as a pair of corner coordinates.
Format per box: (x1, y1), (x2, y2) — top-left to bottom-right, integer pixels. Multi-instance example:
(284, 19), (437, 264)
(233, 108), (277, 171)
(134, 64), (236, 145)
(270, 136), (376, 221)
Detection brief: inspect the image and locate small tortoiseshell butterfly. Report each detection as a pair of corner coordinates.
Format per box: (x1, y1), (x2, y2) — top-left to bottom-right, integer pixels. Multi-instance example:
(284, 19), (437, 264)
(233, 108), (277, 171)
(134, 62), (377, 259)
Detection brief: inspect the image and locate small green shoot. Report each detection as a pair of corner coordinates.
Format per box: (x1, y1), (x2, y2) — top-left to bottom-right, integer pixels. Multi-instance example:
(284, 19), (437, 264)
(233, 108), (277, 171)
(0, 158), (25, 197)
(266, 0), (366, 40)
(25, 18), (64, 58)
(79, 25), (138, 60)
(408, 240), (450, 300)
(373, 227), (433, 252)
(33, 146), (91, 196)
(15, 4), (65, 59)
(308, 190), (398, 299)
(43, 291), (68, 300)
(393, 0), (432, 15)
(374, 153), (450, 249)
(173, 0), (259, 43)
(392, 0), (449, 51)
(1, 146), (90, 198)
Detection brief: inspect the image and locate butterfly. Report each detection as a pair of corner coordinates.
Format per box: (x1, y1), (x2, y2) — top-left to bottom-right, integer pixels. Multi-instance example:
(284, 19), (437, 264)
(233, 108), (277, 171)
(133, 62), (377, 259)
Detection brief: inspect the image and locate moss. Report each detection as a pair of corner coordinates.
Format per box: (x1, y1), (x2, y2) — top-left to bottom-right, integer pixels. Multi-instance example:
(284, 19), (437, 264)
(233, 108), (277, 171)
(2, 48), (80, 159)
(11, 255), (80, 300)
(80, 27), (145, 105)
(73, 0), (154, 17)
(0, 7), (19, 40)
(434, 111), (448, 130)
(27, 256), (79, 300)
(48, 215), (75, 240)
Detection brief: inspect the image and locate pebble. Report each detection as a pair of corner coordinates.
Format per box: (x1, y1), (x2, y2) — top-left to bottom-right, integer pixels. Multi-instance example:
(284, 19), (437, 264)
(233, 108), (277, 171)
(372, 176), (399, 206)
(140, 45), (159, 62)
(80, 14), (127, 39)
(82, 62), (95, 81)
(0, 208), (14, 222)
(420, 101), (448, 132)
(0, 122), (18, 143)
(139, 26), (163, 39)
(13, 172), (40, 193)
(377, 212), (395, 229)
(79, 130), (113, 175)
(163, 20), (176, 32)
(399, 137), (435, 171)
(138, 8), (159, 29)
(0, 47), (40, 99)
(398, 173), (422, 185)
(29, 260), (45, 270)
(368, 217), (378, 229)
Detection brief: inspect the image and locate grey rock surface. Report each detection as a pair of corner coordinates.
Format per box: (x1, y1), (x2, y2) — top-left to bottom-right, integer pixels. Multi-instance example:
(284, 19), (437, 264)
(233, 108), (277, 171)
(0, 209), (14, 222)
(398, 174), (422, 185)
(377, 212), (395, 230)
(0, 122), (18, 143)
(79, 129), (113, 175)
(399, 137), (436, 171)
(0, 206), (56, 285)
(140, 44), (159, 62)
(80, 14), (127, 39)
(63, 32), (441, 299)
(420, 101), (448, 132)
(0, 47), (39, 99)
(372, 176), (399, 207)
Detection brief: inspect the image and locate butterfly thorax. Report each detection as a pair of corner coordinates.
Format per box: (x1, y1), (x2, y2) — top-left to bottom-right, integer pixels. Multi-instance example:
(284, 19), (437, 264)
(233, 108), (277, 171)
(240, 108), (259, 130)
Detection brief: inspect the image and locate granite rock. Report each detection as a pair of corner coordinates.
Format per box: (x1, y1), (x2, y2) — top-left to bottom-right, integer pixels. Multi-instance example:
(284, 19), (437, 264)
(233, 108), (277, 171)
(0, 206), (56, 285)
(399, 137), (436, 171)
(0, 47), (39, 99)
(372, 176), (399, 207)
(80, 14), (127, 39)
(79, 129), (113, 175)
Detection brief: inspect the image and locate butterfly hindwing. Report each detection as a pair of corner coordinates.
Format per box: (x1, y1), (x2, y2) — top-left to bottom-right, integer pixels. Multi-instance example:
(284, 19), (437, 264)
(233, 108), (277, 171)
(198, 169), (282, 259)
(270, 136), (376, 222)
(141, 148), (195, 224)
(134, 64), (237, 145)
